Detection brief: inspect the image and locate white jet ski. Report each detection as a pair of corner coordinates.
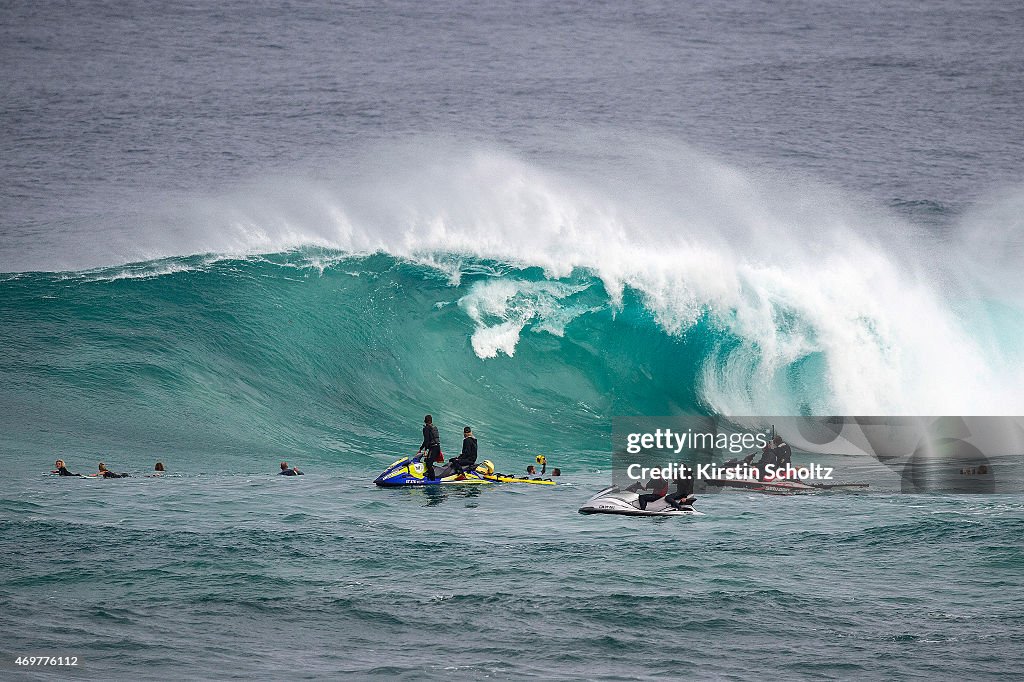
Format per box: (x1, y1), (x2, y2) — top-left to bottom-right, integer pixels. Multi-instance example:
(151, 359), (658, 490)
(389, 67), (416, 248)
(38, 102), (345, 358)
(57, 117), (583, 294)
(578, 486), (705, 517)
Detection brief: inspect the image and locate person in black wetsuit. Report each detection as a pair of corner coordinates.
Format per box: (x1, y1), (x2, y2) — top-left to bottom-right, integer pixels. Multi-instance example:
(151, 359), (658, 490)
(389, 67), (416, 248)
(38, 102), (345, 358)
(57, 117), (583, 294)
(772, 435), (793, 470)
(52, 459), (81, 477)
(638, 477), (670, 510)
(449, 426), (478, 476)
(279, 461), (303, 476)
(417, 414), (442, 480)
(94, 462), (129, 478)
(666, 463), (695, 509)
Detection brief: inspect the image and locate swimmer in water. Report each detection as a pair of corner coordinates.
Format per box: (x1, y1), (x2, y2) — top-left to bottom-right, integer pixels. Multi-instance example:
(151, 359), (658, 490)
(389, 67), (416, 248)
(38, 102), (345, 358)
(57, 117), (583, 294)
(279, 462), (303, 476)
(51, 459), (81, 477)
(93, 462), (129, 478)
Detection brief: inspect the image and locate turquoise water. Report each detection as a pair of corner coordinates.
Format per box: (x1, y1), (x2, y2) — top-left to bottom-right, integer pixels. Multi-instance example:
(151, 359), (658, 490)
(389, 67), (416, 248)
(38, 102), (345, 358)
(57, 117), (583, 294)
(0, 254), (714, 462)
(3, 256), (1024, 679)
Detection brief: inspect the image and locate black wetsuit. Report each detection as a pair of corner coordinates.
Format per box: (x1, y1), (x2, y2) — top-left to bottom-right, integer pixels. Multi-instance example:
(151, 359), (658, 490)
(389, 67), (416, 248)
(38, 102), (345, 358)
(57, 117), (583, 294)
(279, 468), (302, 476)
(420, 424), (441, 479)
(450, 436), (478, 474)
(55, 466), (81, 477)
(755, 447), (778, 479)
(667, 469), (695, 508)
(775, 442), (793, 469)
(639, 479), (669, 510)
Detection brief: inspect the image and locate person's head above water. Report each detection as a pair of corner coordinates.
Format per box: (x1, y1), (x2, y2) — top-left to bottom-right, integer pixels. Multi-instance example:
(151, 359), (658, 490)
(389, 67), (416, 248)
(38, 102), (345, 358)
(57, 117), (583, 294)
(773, 435), (784, 445)
(55, 459), (64, 468)
(527, 465), (536, 474)
(424, 414), (432, 425)
(154, 462), (164, 472)
(552, 468), (561, 476)
(464, 426), (472, 436)
(280, 461), (289, 470)
(98, 462), (108, 471)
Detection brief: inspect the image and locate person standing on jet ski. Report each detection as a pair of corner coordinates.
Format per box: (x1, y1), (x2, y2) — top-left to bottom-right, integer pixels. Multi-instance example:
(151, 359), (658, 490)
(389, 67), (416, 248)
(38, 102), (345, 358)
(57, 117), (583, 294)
(417, 414), (442, 480)
(772, 435), (793, 470)
(449, 426), (478, 477)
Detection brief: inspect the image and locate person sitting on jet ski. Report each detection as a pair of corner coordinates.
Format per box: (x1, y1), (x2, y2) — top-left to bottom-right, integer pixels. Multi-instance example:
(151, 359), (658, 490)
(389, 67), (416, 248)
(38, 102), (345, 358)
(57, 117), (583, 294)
(638, 477), (670, 511)
(417, 414), (442, 480)
(666, 464), (695, 509)
(449, 426), (478, 477)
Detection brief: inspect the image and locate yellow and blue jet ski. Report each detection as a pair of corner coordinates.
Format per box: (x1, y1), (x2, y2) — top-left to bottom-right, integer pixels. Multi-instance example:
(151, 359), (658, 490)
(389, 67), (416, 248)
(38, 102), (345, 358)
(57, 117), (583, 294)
(374, 457), (556, 487)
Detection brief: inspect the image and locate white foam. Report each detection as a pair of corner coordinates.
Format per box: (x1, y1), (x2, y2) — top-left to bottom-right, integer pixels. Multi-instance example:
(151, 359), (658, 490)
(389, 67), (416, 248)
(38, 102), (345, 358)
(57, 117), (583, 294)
(16, 138), (1024, 415)
(458, 279), (592, 357)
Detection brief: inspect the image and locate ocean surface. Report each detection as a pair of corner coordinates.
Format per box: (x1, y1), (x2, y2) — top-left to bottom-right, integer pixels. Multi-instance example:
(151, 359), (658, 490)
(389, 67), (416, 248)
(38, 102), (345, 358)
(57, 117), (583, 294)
(2, 0), (1024, 679)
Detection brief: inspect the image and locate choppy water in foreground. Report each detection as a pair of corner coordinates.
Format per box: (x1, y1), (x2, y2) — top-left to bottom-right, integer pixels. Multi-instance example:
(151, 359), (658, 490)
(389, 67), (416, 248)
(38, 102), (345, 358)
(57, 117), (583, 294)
(3, 471), (1023, 679)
